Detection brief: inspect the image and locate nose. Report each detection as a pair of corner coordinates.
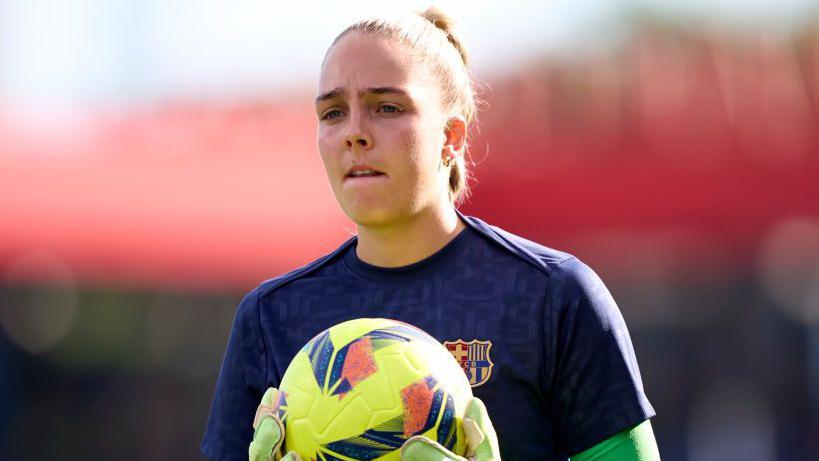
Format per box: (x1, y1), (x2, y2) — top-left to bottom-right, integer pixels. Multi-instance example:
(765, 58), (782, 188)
(345, 135), (371, 149)
(343, 111), (373, 150)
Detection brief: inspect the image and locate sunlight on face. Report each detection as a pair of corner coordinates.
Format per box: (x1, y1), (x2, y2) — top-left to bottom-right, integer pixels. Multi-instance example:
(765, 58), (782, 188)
(316, 32), (452, 228)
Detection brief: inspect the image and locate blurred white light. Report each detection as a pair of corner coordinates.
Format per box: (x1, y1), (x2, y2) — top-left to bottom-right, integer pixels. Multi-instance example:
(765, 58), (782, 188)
(687, 379), (775, 461)
(0, 249), (78, 354)
(2, 0), (817, 118)
(759, 217), (819, 325)
(637, 0), (818, 31)
(0, 0), (639, 109)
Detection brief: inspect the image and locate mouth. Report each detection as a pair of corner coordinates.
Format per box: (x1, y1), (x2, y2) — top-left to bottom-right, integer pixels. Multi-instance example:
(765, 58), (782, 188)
(345, 166), (387, 181)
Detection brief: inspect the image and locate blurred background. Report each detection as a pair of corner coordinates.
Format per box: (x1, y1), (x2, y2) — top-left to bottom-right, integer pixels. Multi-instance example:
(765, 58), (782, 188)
(1, 0), (818, 459)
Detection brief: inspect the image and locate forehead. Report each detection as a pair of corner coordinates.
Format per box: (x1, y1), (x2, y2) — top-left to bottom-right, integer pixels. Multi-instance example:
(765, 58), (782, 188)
(319, 32), (433, 94)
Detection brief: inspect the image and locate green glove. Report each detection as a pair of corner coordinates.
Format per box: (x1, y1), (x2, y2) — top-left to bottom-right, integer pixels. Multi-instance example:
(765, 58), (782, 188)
(248, 388), (300, 461)
(401, 397), (501, 461)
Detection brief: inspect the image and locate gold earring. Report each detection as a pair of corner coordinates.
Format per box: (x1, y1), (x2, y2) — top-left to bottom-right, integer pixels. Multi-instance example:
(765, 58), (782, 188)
(443, 156), (453, 167)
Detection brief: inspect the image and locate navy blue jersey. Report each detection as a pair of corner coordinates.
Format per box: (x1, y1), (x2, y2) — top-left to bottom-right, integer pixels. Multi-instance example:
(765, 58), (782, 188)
(201, 213), (654, 460)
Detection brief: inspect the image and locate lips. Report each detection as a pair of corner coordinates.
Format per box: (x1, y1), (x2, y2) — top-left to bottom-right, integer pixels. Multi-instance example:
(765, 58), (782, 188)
(345, 165), (386, 179)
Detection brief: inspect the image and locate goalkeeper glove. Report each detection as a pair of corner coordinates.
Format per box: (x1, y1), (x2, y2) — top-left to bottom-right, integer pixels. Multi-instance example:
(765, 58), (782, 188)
(401, 397), (501, 461)
(248, 388), (299, 461)
(249, 390), (500, 461)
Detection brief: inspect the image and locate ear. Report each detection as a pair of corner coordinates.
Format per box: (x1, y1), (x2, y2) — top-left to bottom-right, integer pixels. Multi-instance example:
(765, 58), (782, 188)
(442, 116), (467, 161)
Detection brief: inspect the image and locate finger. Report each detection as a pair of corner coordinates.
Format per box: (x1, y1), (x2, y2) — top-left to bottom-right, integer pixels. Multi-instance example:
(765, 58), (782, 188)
(262, 388), (280, 407)
(401, 435), (468, 461)
(281, 452), (301, 461)
(463, 398), (500, 461)
(254, 388), (283, 431)
(250, 388), (286, 461)
(462, 417), (484, 456)
(249, 415), (284, 461)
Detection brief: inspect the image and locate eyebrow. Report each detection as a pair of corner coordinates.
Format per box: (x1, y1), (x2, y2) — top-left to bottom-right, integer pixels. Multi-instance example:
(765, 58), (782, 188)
(315, 86), (410, 104)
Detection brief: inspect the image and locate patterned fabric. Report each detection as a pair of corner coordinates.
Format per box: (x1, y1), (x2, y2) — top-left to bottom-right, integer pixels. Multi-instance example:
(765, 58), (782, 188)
(201, 213), (655, 461)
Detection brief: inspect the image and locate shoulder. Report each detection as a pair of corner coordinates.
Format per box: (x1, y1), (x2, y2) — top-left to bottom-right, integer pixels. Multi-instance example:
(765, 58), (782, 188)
(461, 213), (580, 275)
(242, 236), (357, 305)
(461, 213), (609, 296)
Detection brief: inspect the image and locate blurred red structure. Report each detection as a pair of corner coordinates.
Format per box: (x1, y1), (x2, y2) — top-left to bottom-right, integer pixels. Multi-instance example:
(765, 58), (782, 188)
(1, 21), (818, 291)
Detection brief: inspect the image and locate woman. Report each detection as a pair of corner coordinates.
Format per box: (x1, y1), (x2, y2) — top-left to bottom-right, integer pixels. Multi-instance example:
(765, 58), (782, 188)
(202, 7), (659, 461)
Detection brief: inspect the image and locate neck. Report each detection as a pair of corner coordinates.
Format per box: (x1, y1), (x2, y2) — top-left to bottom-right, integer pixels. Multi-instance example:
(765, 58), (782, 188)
(355, 205), (466, 268)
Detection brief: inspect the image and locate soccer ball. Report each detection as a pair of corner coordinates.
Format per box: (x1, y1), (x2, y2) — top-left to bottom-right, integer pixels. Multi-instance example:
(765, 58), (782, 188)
(278, 318), (472, 461)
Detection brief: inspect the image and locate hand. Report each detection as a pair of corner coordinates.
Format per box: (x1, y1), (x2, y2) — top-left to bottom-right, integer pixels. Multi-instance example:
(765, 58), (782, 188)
(401, 397), (501, 461)
(248, 388), (300, 461)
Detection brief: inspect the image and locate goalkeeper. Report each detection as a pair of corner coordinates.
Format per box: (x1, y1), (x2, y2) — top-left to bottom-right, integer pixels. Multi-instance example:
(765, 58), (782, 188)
(202, 6), (659, 461)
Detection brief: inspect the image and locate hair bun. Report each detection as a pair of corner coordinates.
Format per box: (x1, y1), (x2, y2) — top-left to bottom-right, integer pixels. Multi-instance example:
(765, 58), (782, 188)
(419, 6), (469, 65)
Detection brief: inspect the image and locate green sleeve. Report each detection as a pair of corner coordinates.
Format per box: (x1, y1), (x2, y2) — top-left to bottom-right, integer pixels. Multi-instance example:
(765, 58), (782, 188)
(569, 420), (660, 461)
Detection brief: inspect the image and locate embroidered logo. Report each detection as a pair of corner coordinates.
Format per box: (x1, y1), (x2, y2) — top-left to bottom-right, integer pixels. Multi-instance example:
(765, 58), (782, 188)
(444, 339), (494, 387)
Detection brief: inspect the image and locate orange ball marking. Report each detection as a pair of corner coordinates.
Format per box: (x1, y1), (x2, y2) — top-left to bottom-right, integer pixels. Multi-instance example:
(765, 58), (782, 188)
(401, 379), (435, 437)
(337, 336), (378, 398)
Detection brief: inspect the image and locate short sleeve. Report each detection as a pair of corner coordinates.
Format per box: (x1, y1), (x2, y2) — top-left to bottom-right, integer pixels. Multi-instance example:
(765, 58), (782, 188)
(550, 258), (655, 456)
(201, 289), (269, 461)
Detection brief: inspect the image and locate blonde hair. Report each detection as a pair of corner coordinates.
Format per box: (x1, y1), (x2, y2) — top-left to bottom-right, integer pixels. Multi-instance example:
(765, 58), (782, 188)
(331, 6), (476, 205)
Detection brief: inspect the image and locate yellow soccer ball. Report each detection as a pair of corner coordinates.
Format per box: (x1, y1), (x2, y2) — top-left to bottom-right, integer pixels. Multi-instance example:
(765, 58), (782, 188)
(278, 318), (472, 461)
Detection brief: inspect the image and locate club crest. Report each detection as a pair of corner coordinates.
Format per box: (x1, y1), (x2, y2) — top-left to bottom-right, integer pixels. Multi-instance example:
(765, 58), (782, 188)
(443, 339), (494, 387)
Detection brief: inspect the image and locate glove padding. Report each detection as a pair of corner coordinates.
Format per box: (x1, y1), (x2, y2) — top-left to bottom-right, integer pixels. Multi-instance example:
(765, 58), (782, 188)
(249, 390), (500, 461)
(401, 397), (501, 461)
(248, 388), (300, 461)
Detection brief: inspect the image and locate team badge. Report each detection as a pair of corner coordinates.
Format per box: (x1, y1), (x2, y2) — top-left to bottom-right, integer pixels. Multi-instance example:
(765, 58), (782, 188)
(443, 339), (494, 387)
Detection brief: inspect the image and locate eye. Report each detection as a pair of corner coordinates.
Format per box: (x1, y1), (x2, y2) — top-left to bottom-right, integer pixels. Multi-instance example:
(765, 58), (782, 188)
(320, 109), (344, 121)
(377, 104), (403, 114)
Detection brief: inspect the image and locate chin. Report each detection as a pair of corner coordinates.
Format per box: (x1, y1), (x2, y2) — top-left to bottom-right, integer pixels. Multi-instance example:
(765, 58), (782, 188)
(342, 200), (404, 228)
(346, 208), (396, 228)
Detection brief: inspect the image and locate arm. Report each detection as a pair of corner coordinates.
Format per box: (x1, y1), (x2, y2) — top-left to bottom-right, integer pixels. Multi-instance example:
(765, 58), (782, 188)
(550, 258), (656, 455)
(202, 290), (269, 461)
(570, 420), (660, 461)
